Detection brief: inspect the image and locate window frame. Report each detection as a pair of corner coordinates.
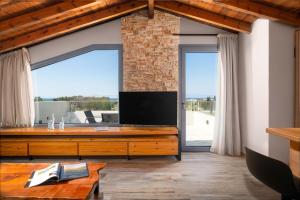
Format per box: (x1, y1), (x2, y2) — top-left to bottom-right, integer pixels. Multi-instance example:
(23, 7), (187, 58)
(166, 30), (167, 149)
(31, 44), (123, 127)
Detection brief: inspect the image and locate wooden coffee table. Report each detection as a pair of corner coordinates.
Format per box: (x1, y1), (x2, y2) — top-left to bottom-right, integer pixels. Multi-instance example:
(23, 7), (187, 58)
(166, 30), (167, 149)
(0, 162), (106, 199)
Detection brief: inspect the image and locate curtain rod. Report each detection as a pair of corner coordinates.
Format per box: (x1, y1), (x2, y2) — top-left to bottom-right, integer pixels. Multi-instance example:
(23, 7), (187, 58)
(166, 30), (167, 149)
(172, 33), (218, 36)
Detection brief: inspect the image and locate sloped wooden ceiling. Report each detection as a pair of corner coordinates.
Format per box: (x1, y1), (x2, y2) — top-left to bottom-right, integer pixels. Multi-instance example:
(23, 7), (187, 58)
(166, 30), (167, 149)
(0, 0), (299, 54)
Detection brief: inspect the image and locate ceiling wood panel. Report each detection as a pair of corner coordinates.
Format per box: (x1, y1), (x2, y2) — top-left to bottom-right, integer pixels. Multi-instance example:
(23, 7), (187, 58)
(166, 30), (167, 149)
(0, 1), (100, 40)
(0, 0), (14, 7)
(0, 0), (300, 53)
(259, 0), (300, 13)
(155, 1), (251, 32)
(176, 0), (257, 23)
(0, 1), (147, 53)
(0, 0), (126, 41)
(213, 0), (300, 26)
(0, 0), (52, 21)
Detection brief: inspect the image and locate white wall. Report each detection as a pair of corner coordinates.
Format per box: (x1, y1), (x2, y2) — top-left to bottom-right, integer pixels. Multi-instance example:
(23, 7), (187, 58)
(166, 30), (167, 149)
(29, 19), (121, 64)
(29, 17), (228, 64)
(268, 21), (295, 163)
(239, 19), (270, 155)
(180, 18), (228, 44)
(239, 20), (295, 162)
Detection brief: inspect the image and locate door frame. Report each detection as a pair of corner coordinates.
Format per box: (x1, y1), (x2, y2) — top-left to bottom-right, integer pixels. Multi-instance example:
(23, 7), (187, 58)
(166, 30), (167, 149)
(179, 44), (218, 152)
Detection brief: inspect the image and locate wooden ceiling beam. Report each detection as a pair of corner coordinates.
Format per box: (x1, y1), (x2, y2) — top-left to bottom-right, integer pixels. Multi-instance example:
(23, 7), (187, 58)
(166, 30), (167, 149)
(155, 1), (251, 33)
(213, 0), (300, 26)
(0, 0), (105, 40)
(148, 0), (154, 18)
(0, 1), (147, 54)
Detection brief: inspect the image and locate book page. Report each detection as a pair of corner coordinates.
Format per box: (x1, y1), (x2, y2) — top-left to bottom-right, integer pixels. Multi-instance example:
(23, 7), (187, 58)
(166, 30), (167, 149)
(28, 163), (60, 187)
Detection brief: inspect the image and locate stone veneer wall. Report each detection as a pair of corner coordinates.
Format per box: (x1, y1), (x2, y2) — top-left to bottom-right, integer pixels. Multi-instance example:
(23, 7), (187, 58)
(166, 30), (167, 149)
(121, 10), (180, 91)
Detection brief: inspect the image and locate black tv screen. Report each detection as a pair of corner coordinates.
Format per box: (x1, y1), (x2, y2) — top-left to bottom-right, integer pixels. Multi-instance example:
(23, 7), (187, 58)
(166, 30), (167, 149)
(119, 91), (177, 126)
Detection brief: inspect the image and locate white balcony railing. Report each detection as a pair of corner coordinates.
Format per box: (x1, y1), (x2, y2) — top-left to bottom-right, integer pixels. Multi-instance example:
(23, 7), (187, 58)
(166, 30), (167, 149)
(34, 101), (118, 124)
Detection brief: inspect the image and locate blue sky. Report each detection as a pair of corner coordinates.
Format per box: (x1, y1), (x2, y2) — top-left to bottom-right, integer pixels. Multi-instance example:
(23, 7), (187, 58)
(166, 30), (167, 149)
(32, 50), (217, 99)
(32, 50), (119, 98)
(186, 53), (217, 98)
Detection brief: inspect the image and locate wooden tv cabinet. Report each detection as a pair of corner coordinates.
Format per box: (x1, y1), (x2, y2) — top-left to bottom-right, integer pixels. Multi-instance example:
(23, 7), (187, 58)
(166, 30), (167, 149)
(0, 127), (180, 160)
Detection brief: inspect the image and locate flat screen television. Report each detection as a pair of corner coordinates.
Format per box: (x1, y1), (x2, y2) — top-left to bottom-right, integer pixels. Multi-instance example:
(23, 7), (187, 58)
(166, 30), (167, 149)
(119, 91), (177, 126)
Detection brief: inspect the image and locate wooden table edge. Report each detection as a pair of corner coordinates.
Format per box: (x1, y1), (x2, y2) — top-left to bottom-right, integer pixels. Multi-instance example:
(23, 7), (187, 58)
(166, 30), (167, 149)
(0, 127), (178, 136)
(266, 128), (300, 142)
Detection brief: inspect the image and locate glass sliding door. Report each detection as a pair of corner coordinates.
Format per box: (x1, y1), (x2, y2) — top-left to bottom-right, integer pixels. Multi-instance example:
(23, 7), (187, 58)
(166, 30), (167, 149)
(180, 45), (218, 151)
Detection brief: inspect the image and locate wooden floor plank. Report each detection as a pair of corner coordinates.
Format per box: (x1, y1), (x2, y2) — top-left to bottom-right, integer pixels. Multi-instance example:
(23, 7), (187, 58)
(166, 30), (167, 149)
(1, 153), (278, 200)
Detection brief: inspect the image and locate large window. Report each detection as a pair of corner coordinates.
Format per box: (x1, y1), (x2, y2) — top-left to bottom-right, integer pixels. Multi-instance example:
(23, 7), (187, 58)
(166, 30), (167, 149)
(32, 46), (121, 125)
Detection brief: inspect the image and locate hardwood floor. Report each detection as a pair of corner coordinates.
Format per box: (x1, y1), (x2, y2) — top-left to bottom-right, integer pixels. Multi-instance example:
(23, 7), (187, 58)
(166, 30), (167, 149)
(1, 153), (279, 200)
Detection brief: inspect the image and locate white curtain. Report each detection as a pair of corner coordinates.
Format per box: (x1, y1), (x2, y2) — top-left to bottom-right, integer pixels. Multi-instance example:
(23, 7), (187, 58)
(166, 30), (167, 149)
(0, 48), (34, 127)
(210, 34), (241, 156)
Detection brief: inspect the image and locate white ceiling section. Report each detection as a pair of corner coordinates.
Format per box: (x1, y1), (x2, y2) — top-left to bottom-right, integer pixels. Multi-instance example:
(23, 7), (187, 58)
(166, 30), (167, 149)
(29, 16), (230, 65)
(29, 19), (122, 65)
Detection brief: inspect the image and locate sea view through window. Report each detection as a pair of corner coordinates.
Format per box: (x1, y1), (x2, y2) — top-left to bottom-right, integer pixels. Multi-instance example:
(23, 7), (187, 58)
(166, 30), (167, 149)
(32, 49), (119, 125)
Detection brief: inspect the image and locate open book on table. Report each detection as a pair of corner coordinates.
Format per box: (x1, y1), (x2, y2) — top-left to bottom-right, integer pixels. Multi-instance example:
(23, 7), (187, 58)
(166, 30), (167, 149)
(25, 163), (89, 188)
